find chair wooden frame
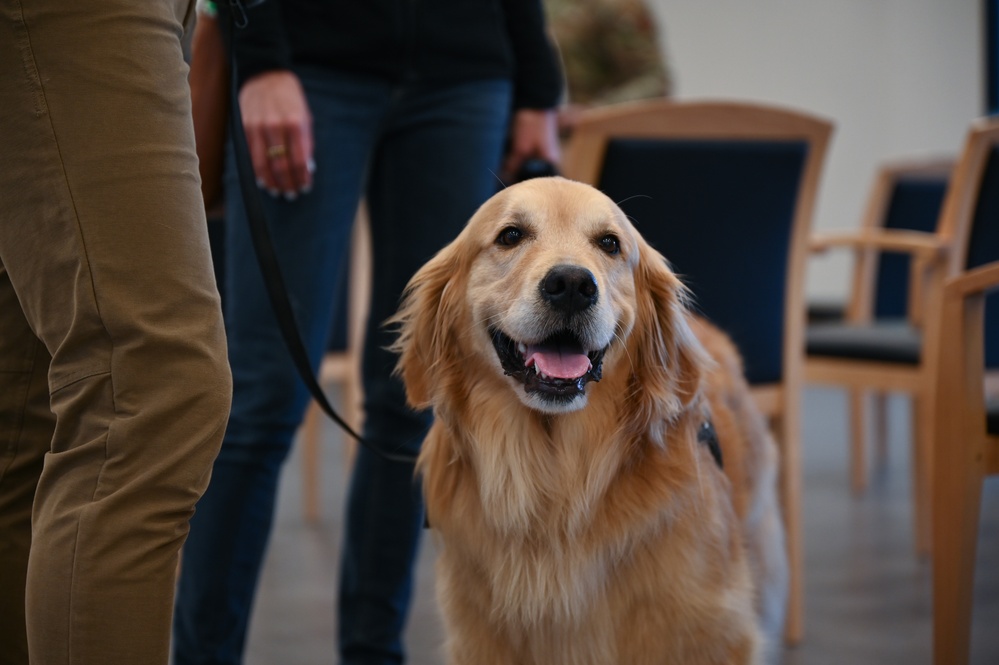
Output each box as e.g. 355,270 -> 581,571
842,159 -> 954,327
810,158 -> 953,494
299,209 -> 370,522
806,119 -> 999,555
563,98 -> 834,644
930,260 -> 999,665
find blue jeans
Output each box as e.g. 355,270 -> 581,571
172,69 -> 512,665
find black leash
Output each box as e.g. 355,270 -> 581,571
225,1 -> 416,464
698,420 -> 723,469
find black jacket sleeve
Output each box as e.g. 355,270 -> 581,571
218,0 -> 293,89
501,0 -> 564,109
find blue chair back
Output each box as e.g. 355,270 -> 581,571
964,146 -> 999,368
874,177 -> 949,318
597,139 -> 808,385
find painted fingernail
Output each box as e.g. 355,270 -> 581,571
307,158 -> 316,174
268,189 -> 280,198
301,184 -> 313,195
256,178 -> 266,189
284,191 -> 298,201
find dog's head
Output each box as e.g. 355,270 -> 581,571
391,177 -> 706,431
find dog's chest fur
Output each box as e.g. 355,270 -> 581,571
425,391 -> 717,639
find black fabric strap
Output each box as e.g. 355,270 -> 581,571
226,8 -> 416,464
698,421 -> 723,469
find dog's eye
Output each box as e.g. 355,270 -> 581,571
496,226 -> 525,247
597,234 -> 620,255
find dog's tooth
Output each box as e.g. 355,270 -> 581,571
517,343 -> 527,356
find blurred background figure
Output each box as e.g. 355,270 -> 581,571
173,2 -> 563,665
544,0 -> 672,133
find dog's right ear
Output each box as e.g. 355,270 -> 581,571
388,238 -> 470,410
624,239 -> 710,444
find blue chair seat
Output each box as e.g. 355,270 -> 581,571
805,319 -> 921,364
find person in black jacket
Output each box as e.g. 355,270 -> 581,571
173,2 -> 563,664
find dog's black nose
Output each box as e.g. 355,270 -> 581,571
540,265 -> 598,314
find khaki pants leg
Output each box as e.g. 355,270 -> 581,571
0,1 -> 232,663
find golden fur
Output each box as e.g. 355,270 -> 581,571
391,177 -> 787,664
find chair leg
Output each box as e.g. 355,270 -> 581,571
912,392 -> 934,556
873,391 -> 889,470
849,389 -> 868,494
932,441 -> 984,665
300,379 -> 361,523
772,414 -> 805,645
301,400 -> 322,523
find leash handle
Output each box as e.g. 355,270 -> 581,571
225,6 -> 416,464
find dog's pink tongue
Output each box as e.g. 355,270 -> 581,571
525,346 -> 591,379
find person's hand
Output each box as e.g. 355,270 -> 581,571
503,109 -> 561,182
238,70 -> 314,198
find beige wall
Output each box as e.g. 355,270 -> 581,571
647,0 -> 983,302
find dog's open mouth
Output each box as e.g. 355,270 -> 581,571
491,328 -> 606,401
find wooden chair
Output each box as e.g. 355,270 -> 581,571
299,210 -> 370,522
807,159 -> 953,494
805,118 -> 999,555
930,260 -> 999,665
563,98 -> 834,644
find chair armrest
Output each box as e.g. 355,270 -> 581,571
809,229 -> 947,259
943,261 -> 999,300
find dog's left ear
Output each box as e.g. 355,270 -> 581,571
626,239 -> 709,440
388,238 -> 469,410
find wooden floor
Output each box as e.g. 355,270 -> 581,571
238,387 -> 999,664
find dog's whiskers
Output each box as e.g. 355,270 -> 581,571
488,168 -> 507,190
614,193 -> 653,209
461,313 -> 503,338
612,330 -> 634,370
613,193 -> 653,206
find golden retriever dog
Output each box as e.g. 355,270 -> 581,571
390,177 -> 787,664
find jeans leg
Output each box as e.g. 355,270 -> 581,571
338,448 -> 426,665
173,70 -> 391,665
338,78 -> 512,665
172,441 -> 286,660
